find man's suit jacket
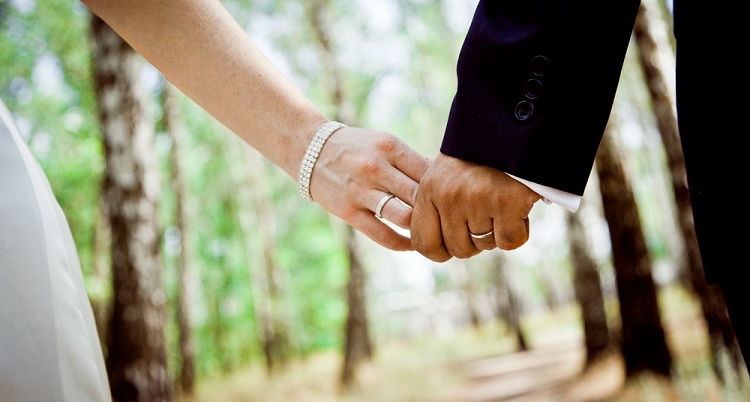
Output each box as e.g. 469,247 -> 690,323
441,0 -> 736,285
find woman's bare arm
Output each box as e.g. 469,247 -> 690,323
80,0 -> 431,251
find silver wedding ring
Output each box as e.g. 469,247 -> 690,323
375,193 -> 396,220
469,229 -> 494,240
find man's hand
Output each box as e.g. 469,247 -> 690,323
410,153 -> 541,262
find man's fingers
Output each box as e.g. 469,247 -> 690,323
441,214 -> 481,259
493,217 -> 530,250
410,192 -> 451,262
469,219 -> 497,251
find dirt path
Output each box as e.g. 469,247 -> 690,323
423,342 -> 600,402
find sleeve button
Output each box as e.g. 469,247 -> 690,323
529,55 -> 549,77
523,78 -> 543,99
514,101 -> 534,121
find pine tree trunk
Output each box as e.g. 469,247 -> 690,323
341,225 -> 373,388
465,265 -> 482,329
567,206 -> 611,365
162,83 -> 196,395
209,293 -> 229,372
537,258 -> 568,310
305,0 -> 372,389
453,260 -> 482,329
91,15 -> 171,402
595,117 -> 672,377
236,146 -> 290,374
633,0 -> 741,376
490,251 -> 528,351
230,142 -> 276,373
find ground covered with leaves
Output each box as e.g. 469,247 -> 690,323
177,287 -> 750,402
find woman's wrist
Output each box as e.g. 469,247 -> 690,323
297,120 -> 348,202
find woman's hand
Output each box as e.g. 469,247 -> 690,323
308,127 -> 431,251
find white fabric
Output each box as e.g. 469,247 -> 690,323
508,173 -> 582,213
0,100 -> 111,402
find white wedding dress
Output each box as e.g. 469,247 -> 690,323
0,99 -> 111,402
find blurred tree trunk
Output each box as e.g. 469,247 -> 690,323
567,206 -> 612,366
306,0 -> 372,390
537,258 -> 568,311
595,115 -> 672,378
162,83 -> 196,395
91,15 -> 171,402
633,0 -> 741,376
341,225 -> 373,387
455,260 -> 482,329
230,146 -> 267,371
235,145 -> 290,374
632,0 -> 692,291
489,251 -> 528,351
209,291 -> 229,372
91,196 -> 111,346
464,262 -> 482,329
307,0 -> 356,122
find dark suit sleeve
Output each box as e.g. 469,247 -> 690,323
441,0 -> 641,196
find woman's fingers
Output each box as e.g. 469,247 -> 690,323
351,210 -> 413,251
371,192 -> 412,229
386,138 -> 431,196
361,134 -> 427,229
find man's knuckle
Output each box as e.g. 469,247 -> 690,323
445,242 -> 469,259
497,231 -> 525,250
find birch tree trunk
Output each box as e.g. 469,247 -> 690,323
162,83 -> 196,395
595,115 -> 672,378
633,0 -> 741,376
91,196 -> 111,346
91,15 -> 171,402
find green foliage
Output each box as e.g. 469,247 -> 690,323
278,209 -> 349,352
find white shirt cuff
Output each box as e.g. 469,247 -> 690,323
508,174 -> 581,213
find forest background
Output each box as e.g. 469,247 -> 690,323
2,0 -> 749,401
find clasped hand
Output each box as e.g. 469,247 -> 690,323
311,129 -> 541,262
410,153 -> 541,262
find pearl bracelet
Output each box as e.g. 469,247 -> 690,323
297,121 -> 348,202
